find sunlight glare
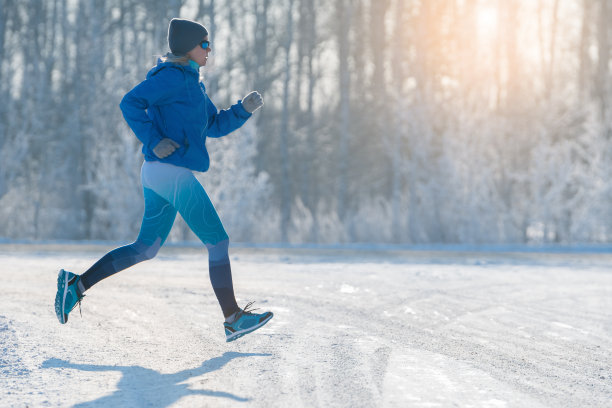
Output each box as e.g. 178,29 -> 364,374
477,6 -> 499,37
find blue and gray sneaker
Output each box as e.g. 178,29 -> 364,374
54,269 -> 84,324
224,302 -> 273,342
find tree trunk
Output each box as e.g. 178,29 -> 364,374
390,0 -> 407,243
596,0 -> 609,119
544,0 -> 560,98
279,0 -> 295,242
305,0 -> 318,242
336,0 -> 353,228
578,0 -> 592,101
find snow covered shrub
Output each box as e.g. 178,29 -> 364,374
288,197 -> 314,244
348,196 -> 394,243
195,121 -> 275,243
87,130 -> 144,242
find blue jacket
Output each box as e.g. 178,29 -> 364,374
119,60 -> 251,172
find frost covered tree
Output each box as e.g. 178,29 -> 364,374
0,0 -> 611,245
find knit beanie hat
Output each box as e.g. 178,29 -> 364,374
168,18 -> 208,55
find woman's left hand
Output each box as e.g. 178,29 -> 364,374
242,91 -> 264,113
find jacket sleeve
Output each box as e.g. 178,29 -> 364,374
204,96 -> 252,139
119,68 -> 182,150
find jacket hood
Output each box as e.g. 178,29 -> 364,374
146,59 -> 199,79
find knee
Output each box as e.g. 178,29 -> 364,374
132,238 -> 162,261
207,239 -> 230,262
141,245 -> 160,261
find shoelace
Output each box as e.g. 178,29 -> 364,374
239,301 -> 260,317
77,298 -> 83,318
226,301 -> 261,324
70,295 -> 85,318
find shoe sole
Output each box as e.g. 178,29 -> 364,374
225,312 -> 273,342
54,269 -> 69,324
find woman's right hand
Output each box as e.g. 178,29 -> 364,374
153,138 -> 180,159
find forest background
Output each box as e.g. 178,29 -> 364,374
1,0 -> 611,245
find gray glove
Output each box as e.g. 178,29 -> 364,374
153,138 -> 180,159
242,91 -> 264,113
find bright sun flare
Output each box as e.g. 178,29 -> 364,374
477,7 -> 499,36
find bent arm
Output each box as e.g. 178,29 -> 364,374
119,68 -> 181,149
205,97 -> 252,138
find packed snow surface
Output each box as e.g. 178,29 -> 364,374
1,243 -> 611,407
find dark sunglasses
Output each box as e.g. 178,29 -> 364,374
200,40 -> 210,50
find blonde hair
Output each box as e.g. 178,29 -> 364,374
159,52 -> 190,64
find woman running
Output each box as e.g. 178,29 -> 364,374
54,18 -> 273,342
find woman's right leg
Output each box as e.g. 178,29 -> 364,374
139,161 -> 240,319
79,186 -> 177,291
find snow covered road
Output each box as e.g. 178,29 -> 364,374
1,244 -> 611,407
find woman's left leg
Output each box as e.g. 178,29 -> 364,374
205,239 -> 240,318
172,177 -> 240,319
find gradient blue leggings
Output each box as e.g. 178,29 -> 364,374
79,161 -> 239,318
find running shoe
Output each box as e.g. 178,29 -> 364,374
224,302 -> 273,342
54,269 -> 84,324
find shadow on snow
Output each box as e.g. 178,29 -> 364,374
42,351 -> 271,407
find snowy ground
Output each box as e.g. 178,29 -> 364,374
1,243 -> 611,408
